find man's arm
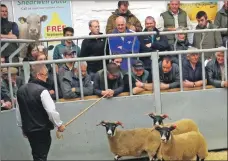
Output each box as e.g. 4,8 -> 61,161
1,22 -> 19,39
40,90 -> 63,127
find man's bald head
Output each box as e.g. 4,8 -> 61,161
115,16 -> 127,33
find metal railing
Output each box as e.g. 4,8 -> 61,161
1,28 -> 228,113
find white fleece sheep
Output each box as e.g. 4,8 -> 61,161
155,125 -> 208,161
97,121 -> 161,161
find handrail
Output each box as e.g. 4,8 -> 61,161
1,48 -> 227,68
1,28 -> 227,43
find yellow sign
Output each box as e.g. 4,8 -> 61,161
168,2 -> 218,22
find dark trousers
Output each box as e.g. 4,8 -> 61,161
26,130 -> 52,161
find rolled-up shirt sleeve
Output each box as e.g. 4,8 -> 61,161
40,90 -> 63,127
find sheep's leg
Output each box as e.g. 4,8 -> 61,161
114,155 -> 121,160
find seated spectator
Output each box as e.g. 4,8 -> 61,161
29,51 -> 63,100
1,85 -> 12,111
106,1 -> 142,33
111,57 -> 124,77
1,56 -> 6,63
182,47 -> 206,88
23,43 -> 39,62
193,11 -> 223,61
53,27 -> 80,60
60,61 -> 93,99
1,4 -> 19,63
1,67 -> 19,103
206,47 -> 228,88
170,26 -> 191,64
108,16 -> 140,73
214,0 -> 228,46
159,56 -> 180,89
123,60 -> 152,94
58,48 -> 76,76
79,20 -> 109,81
138,16 -> 169,73
94,62 -> 124,97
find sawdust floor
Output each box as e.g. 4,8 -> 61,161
205,150 -> 227,160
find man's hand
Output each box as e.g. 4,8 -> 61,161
168,28 -> 176,31
135,79 -> 144,88
129,25 -> 136,31
107,89 -> 114,98
49,90 -> 55,95
58,125 -> 65,132
101,90 -> 109,97
146,43 -> 152,48
71,88 -> 76,93
224,81 -> 228,88
183,80 -> 194,88
160,83 -> 169,90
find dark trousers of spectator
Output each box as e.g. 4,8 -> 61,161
26,130 -> 52,161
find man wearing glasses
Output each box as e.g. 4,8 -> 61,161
94,62 -> 124,97
16,63 -> 65,161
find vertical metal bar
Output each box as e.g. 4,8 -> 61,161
104,38 -> 108,56
178,54 -> 183,91
127,58 -> 133,95
201,52 -> 206,90
174,38 -> 178,51
9,43 -> 26,63
225,42 -> 228,81
78,61 -> 84,100
52,63 -> 59,101
103,59 -> 108,90
22,62 -> 30,83
8,68 -> 15,108
152,51 -> 162,114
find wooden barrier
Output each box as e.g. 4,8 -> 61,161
58,85 -> 215,102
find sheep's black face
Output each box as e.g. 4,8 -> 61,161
147,113 -> 169,126
97,121 -> 124,137
155,125 -> 176,143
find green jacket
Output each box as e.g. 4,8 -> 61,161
106,9 -> 142,34
193,21 -> 223,59
214,6 -> 228,36
160,8 -> 187,44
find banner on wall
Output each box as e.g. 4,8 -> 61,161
167,2 -> 218,23
12,0 -> 72,59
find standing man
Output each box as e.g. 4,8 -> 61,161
16,63 -> 65,161
1,4 -> 19,62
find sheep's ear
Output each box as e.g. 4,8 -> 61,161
169,125 -> 176,131
155,125 -> 161,131
96,120 -> 106,126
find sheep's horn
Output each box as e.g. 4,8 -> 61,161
115,121 -> 124,128
96,120 -> 107,126
161,114 -> 171,120
145,112 -> 156,116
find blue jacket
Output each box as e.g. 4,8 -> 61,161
109,29 -> 140,72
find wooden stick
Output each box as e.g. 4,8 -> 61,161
56,94 -> 107,139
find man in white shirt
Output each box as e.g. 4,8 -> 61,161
16,63 -> 65,161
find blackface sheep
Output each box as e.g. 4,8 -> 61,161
146,112 -> 199,134
97,120 -> 161,161
154,125 -> 208,161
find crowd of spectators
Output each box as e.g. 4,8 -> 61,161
1,0 -> 228,111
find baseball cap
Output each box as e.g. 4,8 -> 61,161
132,60 -> 144,70
63,47 -> 77,56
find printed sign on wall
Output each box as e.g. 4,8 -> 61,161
12,0 -> 73,59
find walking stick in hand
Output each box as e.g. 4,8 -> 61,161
56,94 -> 107,139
